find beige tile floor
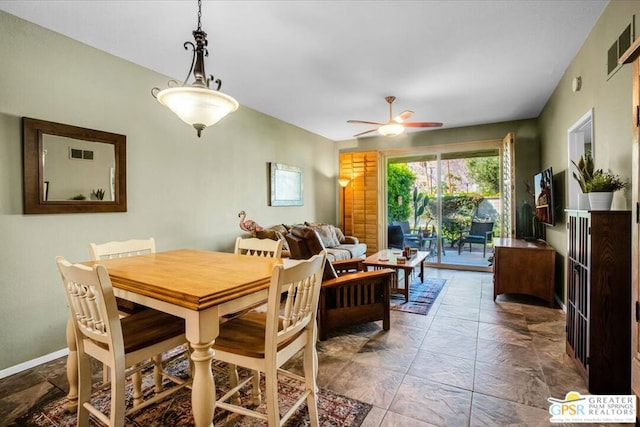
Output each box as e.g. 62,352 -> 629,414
310,268 -> 617,426
0,268 -> 622,426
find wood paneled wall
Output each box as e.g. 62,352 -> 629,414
339,151 -> 379,256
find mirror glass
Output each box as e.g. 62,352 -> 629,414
23,117 -> 127,213
43,135 -> 116,201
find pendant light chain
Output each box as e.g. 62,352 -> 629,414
197,0 -> 202,31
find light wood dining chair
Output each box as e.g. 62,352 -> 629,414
213,251 -> 326,426
56,257 -> 190,427
89,238 -> 158,383
234,236 -> 283,258
230,236 -> 283,403
89,237 -> 156,314
90,237 -> 159,315
89,237 -> 156,260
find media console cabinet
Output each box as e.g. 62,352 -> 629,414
492,238 -> 556,306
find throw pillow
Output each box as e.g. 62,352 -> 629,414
332,225 -> 346,243
274,230 -> 290,251
312,224 -> 341,248
256,228 -> 290,252
291,226 -> 327,254
271,224 -> 289,234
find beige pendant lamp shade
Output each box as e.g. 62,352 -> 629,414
155,87 -> 238,135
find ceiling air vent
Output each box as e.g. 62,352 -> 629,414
607,15 -> 635,80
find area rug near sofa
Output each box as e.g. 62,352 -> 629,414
18,356 -> 371,427
390,277 -> 446,315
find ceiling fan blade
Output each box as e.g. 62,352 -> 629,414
347,120 -> 385,125
354,128 -> 378,137
404,122 -> 444,128
393,110 -> 414,123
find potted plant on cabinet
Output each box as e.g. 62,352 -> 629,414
584,169 -> 627,210
571,152 -> 594,209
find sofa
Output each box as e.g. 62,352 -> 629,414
255,222 -> 367,262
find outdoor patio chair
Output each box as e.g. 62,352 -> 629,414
392,221 -> 423,248
458,220 -> 494,257
388,225 -> 405,250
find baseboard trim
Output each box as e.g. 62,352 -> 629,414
0,348 -> 68,379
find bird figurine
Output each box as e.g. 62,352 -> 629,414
238,210 -> 264,236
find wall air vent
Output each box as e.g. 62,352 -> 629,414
69,147 -> 94,160
70,148 -> 82,159
607,15 -> 635,80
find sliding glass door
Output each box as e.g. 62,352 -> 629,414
386,137 -> 511,271
437,150 -> 500,269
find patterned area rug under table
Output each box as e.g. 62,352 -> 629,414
18,354 -> 372,426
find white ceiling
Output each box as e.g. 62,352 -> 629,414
0,1 -> 607,141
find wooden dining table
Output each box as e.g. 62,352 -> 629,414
65,249 -> 282,427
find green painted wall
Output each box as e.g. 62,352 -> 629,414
538,0 -> 640,304
0,11 -> 337,371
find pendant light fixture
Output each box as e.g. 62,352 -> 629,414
152,0 -> 238,137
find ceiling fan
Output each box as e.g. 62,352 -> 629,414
347,96 -> 443,137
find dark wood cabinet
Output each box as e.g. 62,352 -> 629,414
493,238 -> 556,306
566,210 -> 631,394
620,36 -> 640,404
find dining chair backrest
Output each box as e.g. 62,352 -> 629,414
267,251 -> 326,350
89,237 -> 156,260
234,236 -> 283,258
89,238 -> 156,316
56,257 -> 122,353
211,251 -> 327,425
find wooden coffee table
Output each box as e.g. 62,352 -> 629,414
362,250 -> 429,302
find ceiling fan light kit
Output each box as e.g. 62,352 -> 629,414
378,123 -> 405,137
152,0 -> 238,137
347,95 -> 443,138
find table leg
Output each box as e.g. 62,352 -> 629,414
65,316 -> 78,413
190,341 -> 216,427
403,268 -> 410,303
420,259 -> 425,283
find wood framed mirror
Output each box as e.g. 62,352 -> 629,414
23,117 -> 127,214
